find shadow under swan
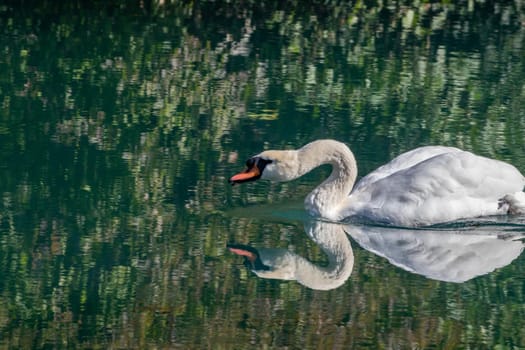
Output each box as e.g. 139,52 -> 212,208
228,220 -> 525,289
228,220 -> 354,291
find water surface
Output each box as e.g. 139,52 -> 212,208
0,2 -> 524,349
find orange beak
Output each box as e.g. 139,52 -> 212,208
229,157 -> 265,185
229,165 -> 261,184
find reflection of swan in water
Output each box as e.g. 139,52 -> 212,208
228,221 -> 354,290
230,139 -> 525,226
347,224 -> 524,283
229,220 -> 524,288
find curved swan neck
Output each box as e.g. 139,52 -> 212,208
298,140 -> 358,220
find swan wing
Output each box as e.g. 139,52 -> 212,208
347,150 -> 525,226
353,146 -> 462,192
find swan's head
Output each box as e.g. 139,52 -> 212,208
229,150 -> 299,184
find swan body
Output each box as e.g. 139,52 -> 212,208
230,139 -> 525,227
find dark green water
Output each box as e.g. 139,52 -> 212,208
1,1 -> 524,348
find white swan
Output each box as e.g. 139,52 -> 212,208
230,139 -> 525,227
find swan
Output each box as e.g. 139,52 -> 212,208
230,139 -> 525,227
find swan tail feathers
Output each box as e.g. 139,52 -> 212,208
498,191 -> 525,215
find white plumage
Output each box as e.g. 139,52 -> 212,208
230,139 -> 525,227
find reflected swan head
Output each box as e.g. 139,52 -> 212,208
227,244 -> 270,271
227,221 -> 354,290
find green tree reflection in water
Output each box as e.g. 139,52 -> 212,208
0,1 -> 524,348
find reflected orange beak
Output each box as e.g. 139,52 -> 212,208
228,246 -> 257,262
227,243 -> 270,271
